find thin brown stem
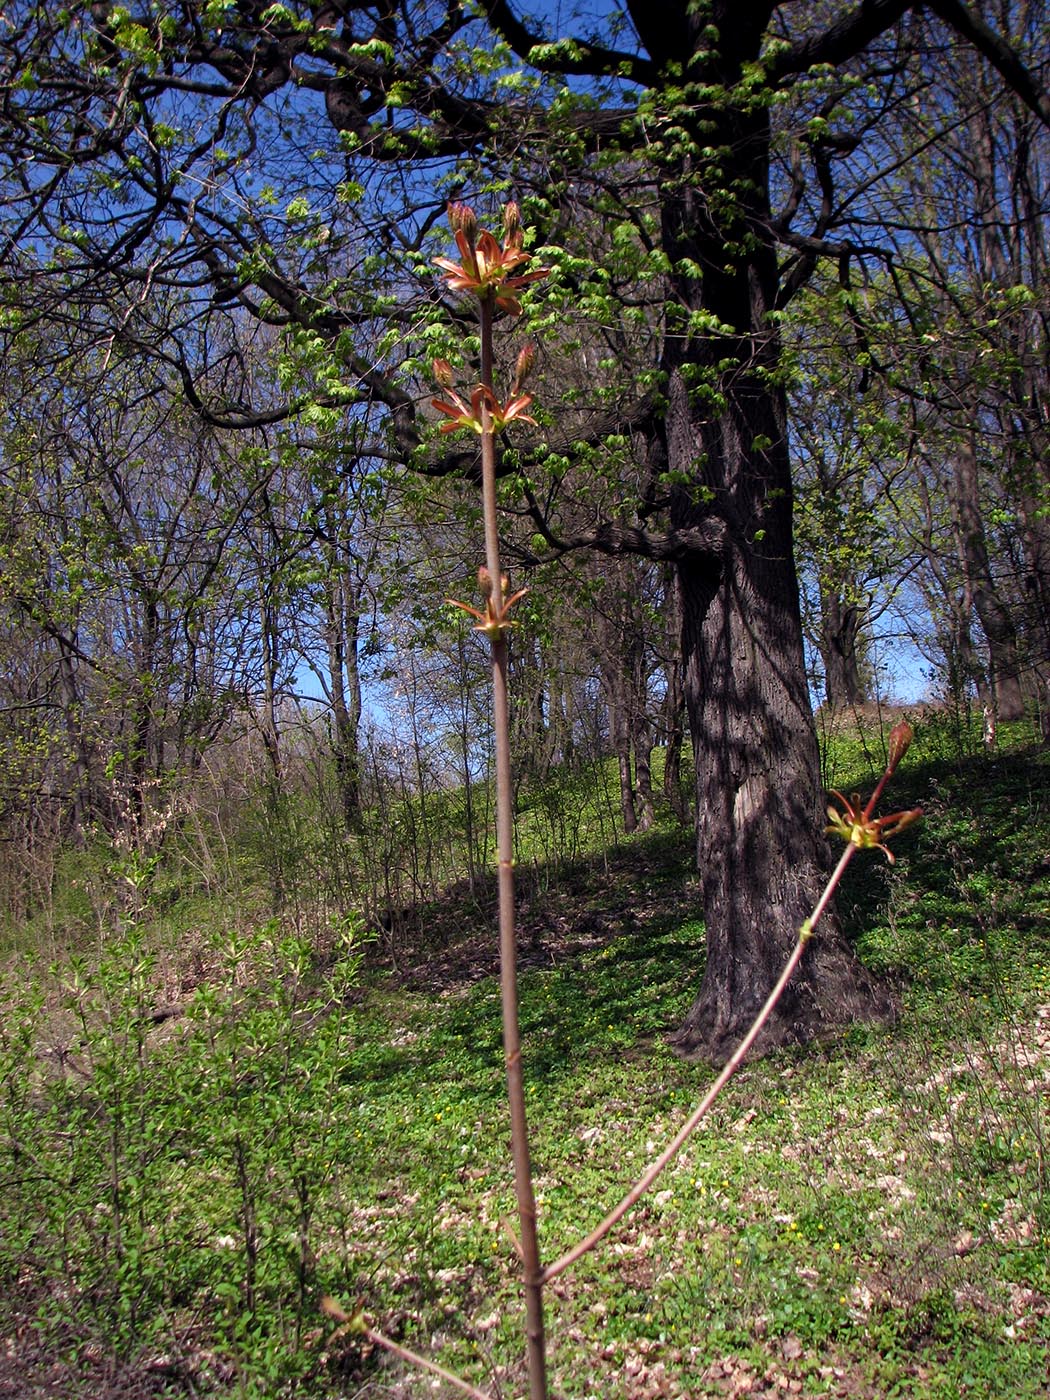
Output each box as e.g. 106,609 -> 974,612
808,842 -> 856,933
478,293 -> 548,1400
478,297 -> 502,593
365,1328 -> 495,1400
862,766 -> 893,821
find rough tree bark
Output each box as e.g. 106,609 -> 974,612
818,591 -> 869,709
952,436 -> 1025,721
660,577 -> 689,824
635,1 -> 891,1059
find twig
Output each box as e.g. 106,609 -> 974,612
539,846 -> 851,1284
366,1326 -> 495,1400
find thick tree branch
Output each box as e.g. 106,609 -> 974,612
770,0 -> 911,81
478,0 -> 657,84
521,511 -> 726,564
925,0 -> 1050,129
513,465 -> 725,566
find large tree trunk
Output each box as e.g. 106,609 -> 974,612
647,18 -> 891,1060
818,589 -> 869,709
660,579 -> 688,824
667,371 -> 889,1062
952,436 -> 1025,720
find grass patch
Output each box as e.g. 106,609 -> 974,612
0,736 -> 1048,1396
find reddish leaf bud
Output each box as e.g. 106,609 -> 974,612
512,342 -> 535,394
886,721 -> 914,774
432,358 -> 455,389
503,200 -> 522,248
447,201 -> 477,242
477,565 -> 494,598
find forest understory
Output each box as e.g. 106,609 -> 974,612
1,718 -> 1048,1400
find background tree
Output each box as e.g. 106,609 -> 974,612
787,276 -> 923,710
0,332 -> 267,841
843,7 -> 1050,723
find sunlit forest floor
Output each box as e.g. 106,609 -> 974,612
1,717 -> 1048,1398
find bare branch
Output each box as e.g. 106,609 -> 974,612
478,0 -> 657,84
925,0 -> 1050,129
770,0 -> 912,81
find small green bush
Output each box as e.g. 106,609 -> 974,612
0,911 -> 369,1391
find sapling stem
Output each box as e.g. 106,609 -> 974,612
430,198 -> 549,1400
477,295 -> 548,1400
